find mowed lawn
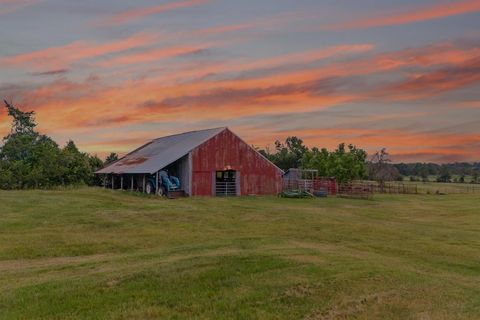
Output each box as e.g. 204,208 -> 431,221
0,189 -> 479,319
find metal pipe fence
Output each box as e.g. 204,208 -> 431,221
215,181 -> 237,196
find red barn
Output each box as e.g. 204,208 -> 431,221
96,127 -> 283,197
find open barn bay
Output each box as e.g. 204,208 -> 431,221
0,188 -> 479,319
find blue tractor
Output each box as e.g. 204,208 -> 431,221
145,170 -> 181,196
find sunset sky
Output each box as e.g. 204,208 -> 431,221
1,0 -> 479,163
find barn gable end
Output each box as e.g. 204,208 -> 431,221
191,128 -> 283,196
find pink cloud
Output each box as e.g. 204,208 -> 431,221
0,33 -> 156,70
100,0 -> 209,26
326,0 -> 480,30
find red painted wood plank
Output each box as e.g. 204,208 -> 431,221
191,129 -> 282,196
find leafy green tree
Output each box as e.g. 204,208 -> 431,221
0,100 -> 99,189
105,152 -> 119,165
3,99 -> 36,135
300,147 -> 330,176
301,143 -> 367,183
284,136 -> 308,166
60,140 -> 92,185
88,155 -> 104,185
0,101 -> 62,188
261,136 -> 308,170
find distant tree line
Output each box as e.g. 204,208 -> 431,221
393,162 -> 480,183
0,101 -> 118,189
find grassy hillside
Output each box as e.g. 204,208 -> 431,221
0,188 -> 479,319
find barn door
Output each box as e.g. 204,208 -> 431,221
215,170 -> 237,196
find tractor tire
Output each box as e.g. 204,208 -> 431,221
157,185 -> 166,196
145,181 -> 154,194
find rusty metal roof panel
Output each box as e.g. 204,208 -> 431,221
96,127 -> 226,174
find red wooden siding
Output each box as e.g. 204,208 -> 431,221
191,129 -> 283,196
313,178 -> 337,195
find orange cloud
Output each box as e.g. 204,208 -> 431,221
327,0 -> 480,30
230,44 -> 374,73
7,40 -> 477,133
380,56 -> 480,100
168,42 -> 478,97
374,43 -> 480,70
458,100 -> 480,109
1,33 -> 155,70
189,10 -> 309,37
99,43 -> 373,81
100,0 -> 209,26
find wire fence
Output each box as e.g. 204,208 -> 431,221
337,181 -> 374,200
338,180 -> 480,198
398,181 -> 479,195
283,178 -> 337,195
283,177 -> 479,199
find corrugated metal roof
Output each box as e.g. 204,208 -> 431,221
96,127 -> 226,174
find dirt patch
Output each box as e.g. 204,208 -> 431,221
304,291 -> 398,320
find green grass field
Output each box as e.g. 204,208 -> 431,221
1,188 -> 479,319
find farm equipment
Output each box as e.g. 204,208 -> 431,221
145,170 -> 182,197
278,190 -> 314,198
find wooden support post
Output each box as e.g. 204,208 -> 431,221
156,171 -> 159,195
111,175 -> 114,190
104,175 -> 106,189
131,175 -> 134,192
120,176 -> 123,190
143,175 -> 146,193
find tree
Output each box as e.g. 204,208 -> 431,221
0,100 -> 99,189
436,166 -> 451,183
419,167 -> 429,182
301,147 -> 331,177
285,136 -> 308,166
60,140 -> 92,185
263,136 -> 308,171
301,143 -> 367,183
3,99 -> 36,136
471,169 -> 478,184
88,155 -> 104,185
368,148 -> 400,189
105,152 -> 119,165
0,101 -> 62,188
